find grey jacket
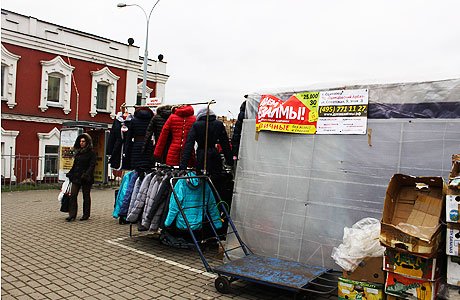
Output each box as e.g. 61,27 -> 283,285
141,175 -> 163,229
126,173 -> 154,223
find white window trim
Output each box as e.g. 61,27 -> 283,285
90,67 -> 119,119
37,127 -> 60,180
1,127 -> 19,181
39,56 -> 74,114
137,82 -> 153,98
1,45 -> 21,109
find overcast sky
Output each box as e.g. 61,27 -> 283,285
2,0 -> 460,116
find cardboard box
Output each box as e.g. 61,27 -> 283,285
446,193 -> 460,223
385,272 -> 440,300
447,223 -> 460,256
450,154 -> 460,179
338,277 -> 384,300
450,154 -> 460,190
380,174 -> 446,257
448,255 -> 460,286
383,248 -> 441,281
342,256 -> 385,284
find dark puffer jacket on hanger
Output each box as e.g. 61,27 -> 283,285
231,100 -> 246,158
127,107 -> 155,170
142,104 -> 172,163
180,108 -> 233,175
154,105 -> 196,167
107,112 -> 132,170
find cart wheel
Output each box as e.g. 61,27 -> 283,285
215,276 -> 231,294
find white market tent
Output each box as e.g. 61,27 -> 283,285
227,78 -> 460,268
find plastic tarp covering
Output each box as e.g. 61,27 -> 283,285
227,79 -> 460,269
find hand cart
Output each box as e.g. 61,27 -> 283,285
169,175 -> 340,299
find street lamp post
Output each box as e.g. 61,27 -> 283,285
117,0 -> 161,105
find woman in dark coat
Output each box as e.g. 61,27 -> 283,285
127,107 -> 155,170
66,133 -> 97,222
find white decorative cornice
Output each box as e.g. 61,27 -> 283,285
1,113 -> 65,124
137,82 -> 153,95
1,44 -> 21,61
91,66 -> 120,81
37,127 -> 60,140
150,73 -> 169,84
40,56 -> 75,72
2,30 -> 141,72
1,127 -> 19,138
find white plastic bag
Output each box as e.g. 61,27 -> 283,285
331,217 -> 385,271
58,178 -> 72,203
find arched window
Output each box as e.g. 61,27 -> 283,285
39,56 -> 74,114
90,67 -> 119,118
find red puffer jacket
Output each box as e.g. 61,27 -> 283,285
154,105 -> 196,167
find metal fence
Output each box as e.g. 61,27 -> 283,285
1,153 -> 121,192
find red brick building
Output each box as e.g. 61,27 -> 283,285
1,9 -> 168,182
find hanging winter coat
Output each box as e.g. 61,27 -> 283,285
231,100 -> 246,158
126,176 -> 143,220
118,171 -> 140,217
142,105 -> 172,163
127,107 -> 155,170
141,174 -> 163,228
154,105 -> 196,167
145,173 -> 173,231
107,112 -> 132,170
112,170 -> 136,218
126,173 -> 154,223
180,108 -> 233,175
165,171 -> 222,230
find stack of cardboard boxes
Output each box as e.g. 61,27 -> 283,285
379,174 -> 446,300
337,157 -> 460,299
445,154 -> 460,297
338,256 -> 386,300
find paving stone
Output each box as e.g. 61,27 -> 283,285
1,189 -> 337,300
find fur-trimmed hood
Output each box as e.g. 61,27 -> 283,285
73,133 -> 93,154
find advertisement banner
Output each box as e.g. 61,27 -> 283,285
256,92 -> 319,134
58,128 -> 81,181
316,89 -> 369,135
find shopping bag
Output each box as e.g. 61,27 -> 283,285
60,181 -> 72,213
58,178 -> 71,203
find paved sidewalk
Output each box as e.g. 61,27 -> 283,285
1,188 -> 337,299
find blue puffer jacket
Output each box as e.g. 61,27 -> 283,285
165,172 -> 222,230
119,171 -> 140,217
113,171 -> 136,218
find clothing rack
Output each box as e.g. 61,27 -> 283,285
127,165 -> 190,237
119,100 -> 216,110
